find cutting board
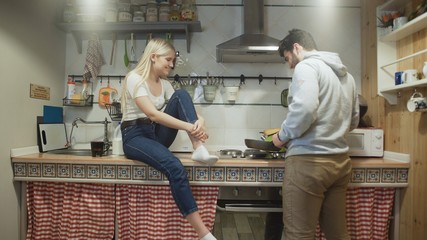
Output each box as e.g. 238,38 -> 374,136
43,105 -> 63,123
38,123 -> 68,152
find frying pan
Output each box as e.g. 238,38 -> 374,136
244,139 -> 281,151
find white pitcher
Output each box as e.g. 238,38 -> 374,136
423,62 -> 427,80
112,124 -> 124,155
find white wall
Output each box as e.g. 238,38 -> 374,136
0,0 -> 65,238
64,0 -> 361,151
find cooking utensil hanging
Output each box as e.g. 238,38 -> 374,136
129,33 -> 138,68
110,33 -> 117,65
124,38 -> 129,67
98,78 -> 118,107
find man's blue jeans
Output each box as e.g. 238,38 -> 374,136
122,89 -> 198,217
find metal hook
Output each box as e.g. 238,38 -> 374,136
274,76 -> 277,85
119,76 -> 122,84
240,74 -> 245,85
258,74 -> 263,84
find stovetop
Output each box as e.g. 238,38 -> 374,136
218,149 -> 286,160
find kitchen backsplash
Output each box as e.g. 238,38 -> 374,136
64,1 -> 361,150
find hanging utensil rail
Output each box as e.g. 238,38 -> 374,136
68,74 -> 291,82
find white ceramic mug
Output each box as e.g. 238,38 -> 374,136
407,92 -> 427,112
402,69 -> 417,83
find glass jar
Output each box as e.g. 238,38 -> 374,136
146,1 -> 158,22
63,0 -> 76,23
118,11 -> 132,22
158,2 -> 170,21
180,0 -> 193,21
169,4 -> 180,21
105,3 -> 118,22
133,11 -> 144,22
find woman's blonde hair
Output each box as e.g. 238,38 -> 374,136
121,38 -> 175,116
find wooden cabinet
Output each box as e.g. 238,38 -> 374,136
56,21 -> 202,54
377,0 -> 427,105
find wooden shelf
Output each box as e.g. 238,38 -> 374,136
377,0 -> 427,105
380,79 -> 427,105
56,21 -> 202,53
380,12 -> 427,42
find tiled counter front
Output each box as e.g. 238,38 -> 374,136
12,153 -> 410,187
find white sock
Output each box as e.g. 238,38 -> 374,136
191,145 -> 218,165
200,232 -> 216,240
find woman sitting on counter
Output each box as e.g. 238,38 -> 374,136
120,38 -> 218,240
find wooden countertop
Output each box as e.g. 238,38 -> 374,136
11,152 -> 409,168
11,150 -> 410,187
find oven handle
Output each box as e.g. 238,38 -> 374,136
216,204 -> 282,213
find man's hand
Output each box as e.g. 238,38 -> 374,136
272,133 -> 285,148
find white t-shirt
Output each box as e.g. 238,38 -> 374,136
122,71 -> 175,121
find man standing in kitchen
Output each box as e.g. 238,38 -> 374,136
270,29 -> 359,240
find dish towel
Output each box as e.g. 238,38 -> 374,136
83,34 -> 105,80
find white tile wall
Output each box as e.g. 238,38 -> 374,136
64,1 -> 361,151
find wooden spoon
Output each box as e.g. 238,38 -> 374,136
110,33 -> 116,65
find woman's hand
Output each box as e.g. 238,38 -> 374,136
190,119 -> 209,142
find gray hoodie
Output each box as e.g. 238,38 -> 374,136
278,51 -> 359,156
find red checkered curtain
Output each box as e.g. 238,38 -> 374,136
316,187 -> 396,240
26,182 -> 115,240
116,184 -> 219,240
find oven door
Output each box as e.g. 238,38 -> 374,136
216,186 -> 283,213
217,199 -> 282,212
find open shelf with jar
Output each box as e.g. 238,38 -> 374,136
377,0 -> 427,105
63,78 -> 94,107
56,21 -> 202,54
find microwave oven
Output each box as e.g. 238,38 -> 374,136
346,128 -> 384,157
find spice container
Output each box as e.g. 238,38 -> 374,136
63,0 -> 76,23
105,4 -> 118,22
146,1 -> 158,22
159,2 -> 170,22
133,11 -> 144,22
118,11 -> 132,22
169,4 -> 180,21
180,0 -> 193,21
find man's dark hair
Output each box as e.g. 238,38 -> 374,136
278,29 -> 318,57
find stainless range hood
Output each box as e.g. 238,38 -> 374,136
216,0 -> 282,63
